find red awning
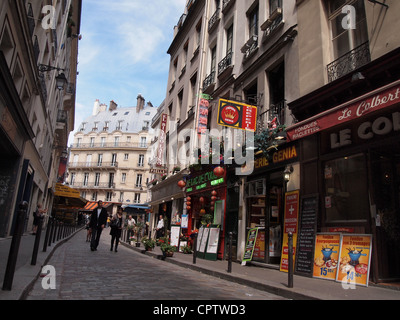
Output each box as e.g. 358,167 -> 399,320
286,80 -> 400,141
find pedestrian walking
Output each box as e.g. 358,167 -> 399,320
85,213 -> 92,242
126,215 -> 136,241
110,207 -> 124,252
89,200 -> 108,251
32,203 -> 47,235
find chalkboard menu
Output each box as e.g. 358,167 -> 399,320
295,194 -> 319,276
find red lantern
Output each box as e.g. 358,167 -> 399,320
211,196 -> 217,201
186,201 -> 191,206
200,208 -> 206,215
211,190 -> 217,196
186,206 -> 191,210
213,166 -> 224,177
186,196 -> 191,201
199,197 -> 205,203
178,180 -> 186,188
210,201 -> 215,207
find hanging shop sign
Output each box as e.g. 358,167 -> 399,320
336,234 -> 373,287
156,113 -> 168,166
197,98 -> 210,135
312,233 -> 341,281
186,170 -> 225,193
286,82 -> 400,141
217,99 -> 257,132
280,190 -> 300,272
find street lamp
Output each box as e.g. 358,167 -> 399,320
284,165 -> 293,183
38,64 -> 68,90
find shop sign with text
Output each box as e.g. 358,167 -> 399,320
217,99 -> 257,132
287,82 -> 400,141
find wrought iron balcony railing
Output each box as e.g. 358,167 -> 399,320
218,51 -> 233,76
327,42 -> 371,83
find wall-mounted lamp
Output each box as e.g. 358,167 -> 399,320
234,180 -> 242,193
38,64 -> 68,90
284,165 -> 294,182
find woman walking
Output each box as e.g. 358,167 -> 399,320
110,207 -> 124,252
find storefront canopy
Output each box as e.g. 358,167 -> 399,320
54,183 -> 87,208
83,201 -> 113,211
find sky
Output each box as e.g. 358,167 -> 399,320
70,0 -> 187,142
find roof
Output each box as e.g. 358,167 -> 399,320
78,104 -> 159,135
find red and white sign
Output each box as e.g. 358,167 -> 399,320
287,82 -> 400,141
217,99 -> 257,132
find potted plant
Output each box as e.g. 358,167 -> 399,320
182,245 -> 192,254
150,178 -> 158,185
142,237 -> 156,251
129,236 -> 136,246
160,239 -> 177,258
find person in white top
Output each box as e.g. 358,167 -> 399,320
156,214 -> 164,239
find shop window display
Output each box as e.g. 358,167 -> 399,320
324,154 -> 369,222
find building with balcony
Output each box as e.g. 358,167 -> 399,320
0,0 -> 81,237
68,95 -> 158,216
287,0 -> 400,283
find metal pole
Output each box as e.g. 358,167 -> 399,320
2,201 -> 28,291
227,232 -> 233,273
43,217 -> 51,252
31,216 -> 44,265
192,233 -> 197,265
48,217 -> 55,246
288,232 -> 294,288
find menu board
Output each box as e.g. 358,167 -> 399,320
170,225 -> 181,247
295,194 -> 319,276
336,234 -> 373,287
242,228 -> 259,264
205,227 -> 220,261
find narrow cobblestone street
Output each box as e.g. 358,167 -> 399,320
25,230 -> 286,300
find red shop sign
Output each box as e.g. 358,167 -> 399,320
217,99 -> 257,132
287,81 -> 400,141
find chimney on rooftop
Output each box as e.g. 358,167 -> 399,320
136,94 -> 145,113
109,100 -> 118,112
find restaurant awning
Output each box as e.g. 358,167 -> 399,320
54,183 -> 87,208
83,201 -> 114,211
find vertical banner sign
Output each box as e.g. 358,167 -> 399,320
217,99 -> 257,132
336,234 -> 373,287
197,98 -> 210,135
280,190 -> 300,272
156,113 -> 168,166
313,233 -> 341,281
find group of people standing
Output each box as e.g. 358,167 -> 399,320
85,200 -> 137,253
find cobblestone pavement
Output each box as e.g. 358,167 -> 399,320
25,230 -> 287,300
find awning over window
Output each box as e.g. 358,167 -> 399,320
83,201 -> 113,211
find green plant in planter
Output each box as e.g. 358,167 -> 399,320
201,213 -> 213,225
142,237 -> 156,250
255,125 -> 287,159
182,245 -> 192,254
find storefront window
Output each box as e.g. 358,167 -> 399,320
324,154 -> 369,222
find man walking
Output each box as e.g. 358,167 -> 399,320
89,200 -> 108,251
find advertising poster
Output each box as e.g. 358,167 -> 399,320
280,190 -> 299,272
336,234 -> 373,287
242,228 -> 259,264
313,233 -> 341,281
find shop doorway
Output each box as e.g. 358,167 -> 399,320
266,171 -> 284,265
370,143 -> 400,281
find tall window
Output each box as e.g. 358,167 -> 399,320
248,5 -> 259,37
94,173 -> 100,187
111,154 -> 117,166
70,172 -> 76,186
226,25 -> 233,54
138,154 -> 144,167
210,46 -> 217,74
328,0 -> 368,58
134,193 -> 141,204
136,174 -> 143,188
97,154 -> 103,166
140,137 -> 147,148
270,0 -> 282,14
83,173 -> 89,186
121,173 -> 127,184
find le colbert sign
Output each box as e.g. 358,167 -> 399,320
287,81 -> 400,141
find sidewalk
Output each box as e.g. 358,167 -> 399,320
1,229 -> 400,300
120,240 -> 400,301
0,227 -> 82,300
